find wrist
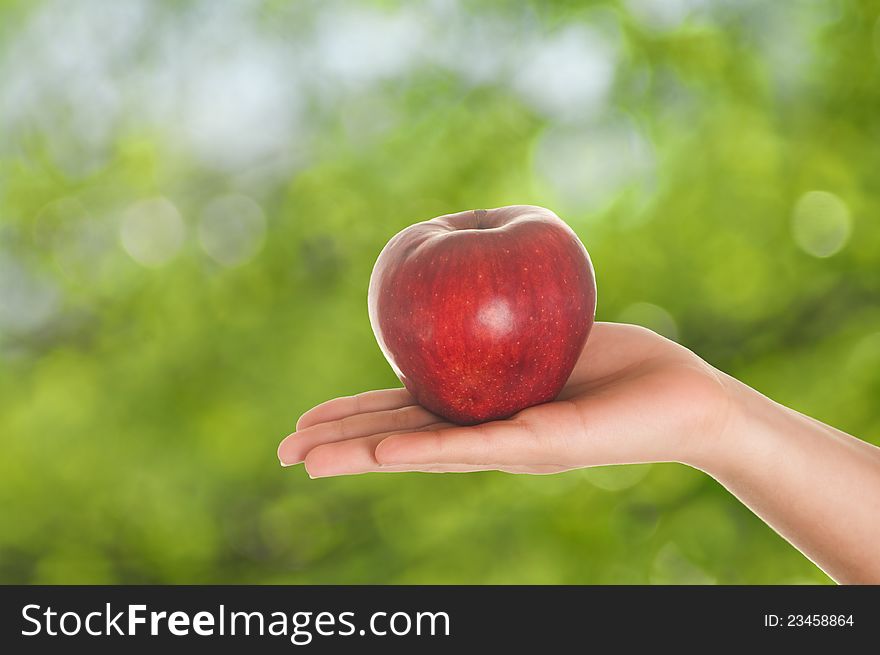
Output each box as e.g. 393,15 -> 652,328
682,370 -> 788,477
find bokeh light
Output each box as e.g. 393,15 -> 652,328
512,23 -> 617,122
533,116 -> 654,213
580,464 -> 653,492
119,198 -> 186,268
198,194 -> 267,268
791,190 -> 852,258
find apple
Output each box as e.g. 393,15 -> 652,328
368,205 -> 597,425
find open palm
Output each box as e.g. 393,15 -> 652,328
278,323 -> 733,477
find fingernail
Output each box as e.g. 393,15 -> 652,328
277,439 -> 296,467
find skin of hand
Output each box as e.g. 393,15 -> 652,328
277,322 -> 880,584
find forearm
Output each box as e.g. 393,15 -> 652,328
689,374 -> 880,584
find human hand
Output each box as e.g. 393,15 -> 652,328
279,321 -> 880,581
277,323 -> 733,477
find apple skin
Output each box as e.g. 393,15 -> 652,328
368,205 -> 597,425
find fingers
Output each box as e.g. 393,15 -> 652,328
373,407 -> 570,468
296,388 -> 416,431
286,390 -> 587,477
303,433 -> 497,478
303,434 -> 386,478
279,404 -> 444,466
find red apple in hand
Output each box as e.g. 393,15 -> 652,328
368,205 -> 597,425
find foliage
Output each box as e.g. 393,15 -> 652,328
1,0 -> 878,584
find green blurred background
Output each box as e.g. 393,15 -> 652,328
1,0 -> 878,585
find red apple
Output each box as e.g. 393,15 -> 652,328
368,205 -> 597,425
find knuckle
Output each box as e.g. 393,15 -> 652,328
335,416 -> 353,439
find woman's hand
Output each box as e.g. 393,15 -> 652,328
278,321 -> 880,582
277,323 -> 733,476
